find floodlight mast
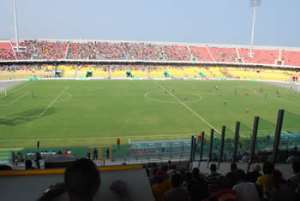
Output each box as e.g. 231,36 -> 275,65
249,0 -> 261,57
13,0 -> 19,51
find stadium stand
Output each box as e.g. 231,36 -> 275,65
190,46 -> 212,62
282,50 -> 300,66
0,163 -> 155,201
2,40 -> 300,201
225,68 -> 294,81
0,64 -> 298,81
0,41 -> 15,60
125,43 -> 161,60
239,48 -> 279,65
1,40 -> 300,68
162,45 -> 191,61
209,47 -> 237,63
2,159 -> 299,201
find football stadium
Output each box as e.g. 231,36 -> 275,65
0,1 -> 300,201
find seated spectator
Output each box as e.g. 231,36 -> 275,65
110,180 -> 132,201
256,161 -> 274,200
164,173 -> 190,201
183,171 -> 193,187
167,164 -> 177,176
38,158 -> 100,201
188,168 -> 209,201
247,164 -> 262,183
207,189 -> 236,201
207,164 -> 223,193
0,164 -> 12,170
64,158 -> 100,201
232,171 -> 260,201
225,163 -> 245,187
152,168 -> 172,201
270,169 -> 297,201
288,157 -> 300,195
152,166 -> 168,185
38,183 -> 66,201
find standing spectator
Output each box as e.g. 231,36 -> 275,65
25,156 -> 33,170
232,171 -> 260,201
207,164 -> 223,193
188,168 -> 208,201
87,151 -> 91,160
168,160 -> 172,169
117,138 -> 121,149
35,152 -> 42,169
93,148 -> 98,160
165,173 -> 190,201
17,152 -> 24,162
12,151 -> 17,166
106,148 -> 110,160
256,161 -> 274,200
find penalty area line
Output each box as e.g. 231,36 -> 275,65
39,86 -> 69,117
0,92 -> 29,107
154,81 -> 221,134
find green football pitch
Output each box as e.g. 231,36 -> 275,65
0,80 -> 300,148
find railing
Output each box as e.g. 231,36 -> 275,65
3,109 -> 300,167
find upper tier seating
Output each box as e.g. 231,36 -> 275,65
0,42 -> 15,60
1,40 -> 300,67
239,48 -> 278,64
162,45 -> 191,61
190,46 -> 212,61
209,47 -> 237,62
282,50 -> 300,66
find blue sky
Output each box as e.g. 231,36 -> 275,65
0,0 -> 299,47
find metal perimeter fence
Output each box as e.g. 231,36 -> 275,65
2,109 -> 300,167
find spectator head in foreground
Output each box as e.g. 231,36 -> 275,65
230,163 -> 237,172
262,161 -> 274,175
192,167 -> 200,177
292,158 -> 300,174
288,157 -> 300,197
253,164 -> 261,172
65,158 -> 100,201
171,173 -> 182,188
210,164 -> 217,173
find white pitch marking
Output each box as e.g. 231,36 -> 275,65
0,92 -> 30,107
154,81 -> 221,134
144,91 -> 203,104
2,81 -> 32,97
38,86 -> 69,117
9,92 -> 29,105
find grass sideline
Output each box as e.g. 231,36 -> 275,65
0,80 -> 300,148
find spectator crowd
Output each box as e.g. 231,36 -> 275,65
146,160 -> 300,201
2,40 -> 300,66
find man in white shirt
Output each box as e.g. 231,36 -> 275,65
232,171 -> 260,201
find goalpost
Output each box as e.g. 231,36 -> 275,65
0,88 -> 7,97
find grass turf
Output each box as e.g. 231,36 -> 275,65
0,80 -> 299,148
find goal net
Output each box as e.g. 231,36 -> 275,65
0,88 -> 7,97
